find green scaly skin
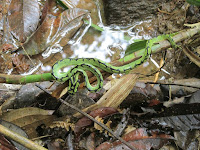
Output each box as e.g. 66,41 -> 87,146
52,34 -> 177,95
186,0 -> 200,6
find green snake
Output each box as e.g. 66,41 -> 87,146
52,34 -> 176,95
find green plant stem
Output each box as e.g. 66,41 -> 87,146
0,25 -> 199,85
0,73 -> 53,84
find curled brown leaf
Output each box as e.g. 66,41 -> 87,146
12,54 -> 29,73
74,107 -> 118,134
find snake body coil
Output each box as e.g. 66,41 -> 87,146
52,50 -> 149,94
52,34 -> 176,94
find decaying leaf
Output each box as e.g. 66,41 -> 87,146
96,128 -> 173,150
150,103 -> 200,131
12,54 -> 29,73
0,133 -> 17,150
155,113 -> 200,131
0,120 -> 29,150
94,116 -> 112,134
74,74 -> 138,118
174,130 -> 200,150
16,0 -> 89,56
74,107 -> 118,134
110,138 -> 170,150
47,140 -> 63,150
49,120 -> 74,131
0,43 -> 14,52
97,74 -> 138,108
1,107 -> 56,138
8,0 -> 40,42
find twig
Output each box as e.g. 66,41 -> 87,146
0,124 -> 47,150
35,84 -> 137,150
21,45 -> 42,74
151,23 -> 200,54
157,8 -> 174,15
153,58 -> 165,83
146,82 -> 200,89
182,46 -> 200,67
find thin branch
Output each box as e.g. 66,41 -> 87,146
0,124 -> 47,150
35,84 -> 137,150
146,81 -> 200,89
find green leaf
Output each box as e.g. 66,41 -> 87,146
84,19 -> 104,32
125,40 -> 147,56
186,0 -> 200,6
56,0 -> 68,9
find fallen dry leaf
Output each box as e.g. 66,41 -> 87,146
74,107 -> 118,134
8,0 -> 40,42
1,107 -> 56,138
96,128 -> 173,150
12,54 -> 29,73
0,134 -> 17,150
